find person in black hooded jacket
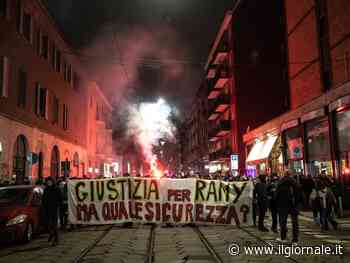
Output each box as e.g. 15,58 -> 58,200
275,171 -> 304,244
253,174 -> 269,232
42,177 -> 62,246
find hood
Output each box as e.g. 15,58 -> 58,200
0,204 -> 26,222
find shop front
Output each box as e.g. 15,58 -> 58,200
282,120 -> 305,176
336,110 -> 350,185
246,134 -> 283,176
305,117 -> 333,177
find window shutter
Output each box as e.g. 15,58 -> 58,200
0,56 -> 3,97
45,88 -> 49,120
36,28 -> 41,55
34,82 -> 40,115
17,0 -> 23,34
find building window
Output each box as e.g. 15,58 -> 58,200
63,62 -> 67,81
0,0 -> 7,17
96,104 -> 100,120
51,42 -> 56,68
16,0 -> 22,33
35,28 -> 41,55
23,12 -> 32,42
17,68 -> 27,108
0,56 -> 9,98
51,145 -> 60,178
67,65 -> 72,84
55,49 -> 61,72
63,104 -> 69,130
306,117 -> 332,177
12,134 -> 28,184
64,63 -> 72,83
41,34 -> 48,59
34,83 -> 48,118
52,95 -> 59,124
73,71 -> 81,91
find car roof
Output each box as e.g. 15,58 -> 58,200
0,185 -> 38,190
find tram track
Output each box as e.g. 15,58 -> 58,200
71,225 -> 114,263
238,226 -> 301,263
193,226 -> 224,263
145,224 -> 156,263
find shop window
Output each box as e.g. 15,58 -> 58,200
0,56 -> 9,97
306,118 -> 332,177
17,68 -> 27,108
51,146 -> 60,178
336,111 -> 350,184
12,135 -> 28,184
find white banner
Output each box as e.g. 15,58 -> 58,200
68,178 -> 253,226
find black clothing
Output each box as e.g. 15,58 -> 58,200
42,185 -> 62,244
279,210 -> 299,242
254,181 -> 268,231
267,181 -> 278,231
59,182 -> 68,228
276,177 -> 302,242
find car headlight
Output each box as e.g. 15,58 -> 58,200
6,214 -> 28,226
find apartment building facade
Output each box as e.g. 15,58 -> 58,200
0,0 -> 116,183
181,82 -> 209,175
205,0 -> 289,176
243,0 -> 350,188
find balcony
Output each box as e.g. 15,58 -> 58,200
208,93 -> 230,120
208,120 -> 231,141
209,147 -> 231,162
207,67 -> 230,99
212,42 -> 229,65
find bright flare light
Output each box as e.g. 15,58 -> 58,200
127,98 -> 175,177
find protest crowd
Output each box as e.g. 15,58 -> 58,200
0,168 -> 345,247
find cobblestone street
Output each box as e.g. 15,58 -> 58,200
0,216 -> 349,263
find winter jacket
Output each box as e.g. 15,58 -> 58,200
276,176 -> 303,214
253,182 -> 268,208
42,185 -> 62,221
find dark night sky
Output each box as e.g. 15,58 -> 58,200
46,0 -> 235,114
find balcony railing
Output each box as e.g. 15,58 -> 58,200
208,93 -> 230,120
208,120 -> 231,140
207,66 -> 230,99
212,42 -> 229,65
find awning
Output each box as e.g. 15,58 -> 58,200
246,135 -> 278,164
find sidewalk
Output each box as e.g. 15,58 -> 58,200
300,211 -> 350,225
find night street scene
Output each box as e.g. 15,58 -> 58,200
1,0 -> 350,262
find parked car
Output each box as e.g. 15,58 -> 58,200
0,185 -> 44,243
